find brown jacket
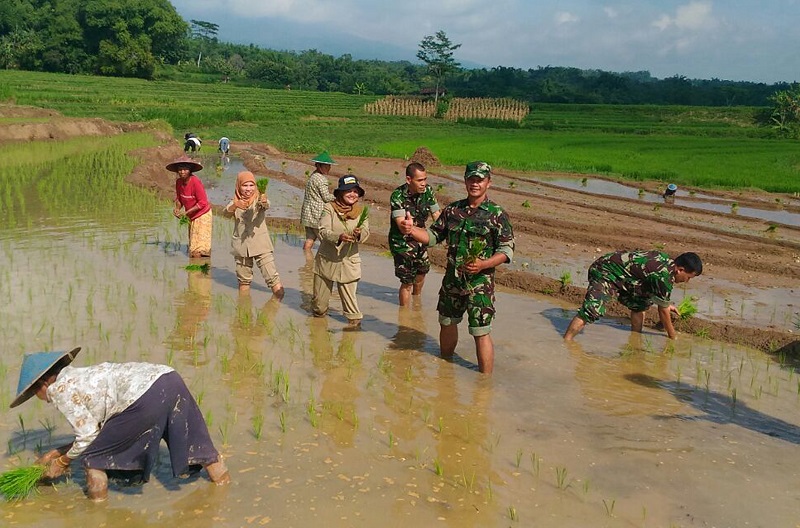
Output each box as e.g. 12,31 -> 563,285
222,197 -> 275,257
314,203 -> 370,283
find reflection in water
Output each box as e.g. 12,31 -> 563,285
308,316 -> 363,446
566,335 -> 683,417
165,270 -> 212,365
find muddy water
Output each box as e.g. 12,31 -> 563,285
541,177 -> 800,227
2,169 -> 800,527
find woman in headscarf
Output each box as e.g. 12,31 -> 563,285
168,155 -> 213,258
312,175 -> 370,329
222,171 -> 284,297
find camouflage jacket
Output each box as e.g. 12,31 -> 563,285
389,183 -> 440,255
591,250 -> 676,307
427,197 -> 514,293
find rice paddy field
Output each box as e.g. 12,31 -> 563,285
2,70 -> 799,192
1,138 -> 799,527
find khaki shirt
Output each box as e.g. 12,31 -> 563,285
314,202 -> 370,283
222,198 -> 275,257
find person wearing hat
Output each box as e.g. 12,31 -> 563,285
400,161 -> 514,374
389,162 -> 441,307
563,250 -> 703,341
300,151 -> 337,252
222,170 -> 284,297
11,348 -> 230,501
167,155 -> 213,258
312,174 -> 370,329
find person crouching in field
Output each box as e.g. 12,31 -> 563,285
563,250 -> 703,341
222,171 -> 284,298
389,162 -> 440,306
12,347 -> 230,502
168,155 -> 212,258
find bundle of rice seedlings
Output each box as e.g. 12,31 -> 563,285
0,465 -> 46,501
179,215 -> 190,226
256,178 -> 269,194
355,205 -> 369,229
184,263 -> 211,274
677,296 -> 698,319
465,238 -> 487,263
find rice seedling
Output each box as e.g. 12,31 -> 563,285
256,178 -> 269,194
559,271 -> 572,289
677,296 -> 698,319
437,416 -> 444,434
355,205 -> 369,229
387,431 -> 395,448
603,498 -> 616,516
279,411 -> 287,433
531,453 -> 540,477
508,506 -> 518,522
0,465 -> 46,501
433,458 -> 444,476
555,466 -> 570,490
581,177 -> 588,186
252,412 -> 264,440
730,202 -> 739,213
521,200 -> 531,208
514,449 -> 523,468
179,215 -> 190,226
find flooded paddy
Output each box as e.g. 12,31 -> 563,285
2,152 -> 800,527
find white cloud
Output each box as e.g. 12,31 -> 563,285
555,11 -> 579,25
675,1 -> 716,30
603,6 -> 618,19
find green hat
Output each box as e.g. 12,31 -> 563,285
10,347 -> 81,408
311,151 -> 337,165
464,161 -> 492,179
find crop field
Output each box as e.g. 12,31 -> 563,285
1,70 -> 799,192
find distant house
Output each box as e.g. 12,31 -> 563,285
420,87 -> 447,98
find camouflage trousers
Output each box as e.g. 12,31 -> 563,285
577,264 -> 653,323
392,249 -> 431,284
437,279 -> 495,336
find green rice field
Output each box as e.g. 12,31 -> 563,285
1,70 -> 798,192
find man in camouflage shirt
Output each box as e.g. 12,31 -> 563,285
389,162 -> 441,306
401,161 -> 514,374
563,250 -> 703,341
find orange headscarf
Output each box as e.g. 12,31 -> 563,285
235,171 -> 258,209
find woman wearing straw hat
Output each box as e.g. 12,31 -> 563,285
11,348 -> 230,501
300,151 -> 337,252
167,155 -> 213,258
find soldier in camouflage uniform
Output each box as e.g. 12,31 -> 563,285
389,162 -> 441,306
563,250 -> 702,341
401,161 -> 514,374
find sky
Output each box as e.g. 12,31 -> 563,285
170,0 -> 800,84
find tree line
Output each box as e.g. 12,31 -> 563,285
0,0 -> 794,109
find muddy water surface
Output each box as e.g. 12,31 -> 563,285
2,168 -> 800,527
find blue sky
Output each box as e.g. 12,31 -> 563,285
171,0 -> 799,84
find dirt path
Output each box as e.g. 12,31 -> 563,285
0,107 -> 796,356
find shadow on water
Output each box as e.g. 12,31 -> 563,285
626,373 -> 800,444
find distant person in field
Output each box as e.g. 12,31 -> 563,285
300,151 -> 337,252
389,162 -> 440,306
563,250 -> 703,341
218,136 -> 230,155
400,161 -> 514,375
184,133 -> 201,152
168,155 -> 212,258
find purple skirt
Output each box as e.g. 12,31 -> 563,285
81,371 -> 219,481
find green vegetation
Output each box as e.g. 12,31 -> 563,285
0,465 -> 45,501
256,178 -> 269,194
677,296 -> 699,320
2,70 -> 798,192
